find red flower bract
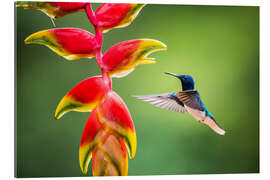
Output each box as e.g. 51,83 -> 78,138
95,3 -> 145,32
102,39 -> 167,78
80,109 -> 103,146
96,4 -> 132,27
55,76 -> 110,120
97,91 -> 137,159
53,28 -> 98,55
16,1 -> 87,18
50,2 -> 87,12
79,91 -> 135,175
25,28 -> 99,61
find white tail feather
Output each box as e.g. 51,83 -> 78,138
203,116 -> 226,135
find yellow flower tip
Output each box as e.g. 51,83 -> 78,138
80,162 -> 88,175
151,39 -> 168,50
130,4 -> 146,18
54,98 -> 66,120
15,1 -> 25,7
54,110 -> 62,120
82,169 -> 87,175
132,3 -> 147,12
15,1 -> 37,8
79,145 -> 92,175
126,132 -> 137,160
80,163 -> 88,175
139,58 -> 156,65
24,35 -> 33,44
24,30 -> 53,46
135,39 -> 167,65
139,39 -> 168,52
54,96 -> 82,120
24,36 -> 39,44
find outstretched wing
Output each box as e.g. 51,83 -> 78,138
177,91 -> 204,111
134,93 -> 187,114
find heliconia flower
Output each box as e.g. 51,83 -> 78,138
79,91 -> 134,175
17,1 -> 166,177
16,1 -> 87,19
95,3 -> 145,33
24,28 -> 99,61
55,76 -> 110,120
79,109 -> 128,176
101,39 -> 167,78
97,91 -> 137,159
92,134 -> 128,176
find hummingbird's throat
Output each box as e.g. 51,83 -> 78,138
181,82 -> 194,91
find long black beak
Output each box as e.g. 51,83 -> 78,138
164,72 -> 179,78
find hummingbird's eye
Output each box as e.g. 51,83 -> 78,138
183,77 -> 188,80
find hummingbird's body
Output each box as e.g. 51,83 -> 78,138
135,72 -> 226,135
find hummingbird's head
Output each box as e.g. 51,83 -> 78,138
165,72 -> 195,91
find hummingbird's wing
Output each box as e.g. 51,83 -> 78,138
177,91 -> 204,111
134,93 -> 187,114
178,90 -> 226,135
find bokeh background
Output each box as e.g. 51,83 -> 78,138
15,3 -> 259,177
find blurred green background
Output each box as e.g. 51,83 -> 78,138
15,3 -> 259,177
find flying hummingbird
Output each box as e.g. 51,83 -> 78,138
134,72 -> 226,135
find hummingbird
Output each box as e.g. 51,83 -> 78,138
134,72 -> 226,135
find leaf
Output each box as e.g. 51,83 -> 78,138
102,39 -> 167,78
54,76 -> 110,119
95,3 -> 145,32
97,91 -> 137,159
16,1 -> 87,19
24,28 -> 98,61
92,134 -> 128,176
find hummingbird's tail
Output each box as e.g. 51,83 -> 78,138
203,116 -> 226,135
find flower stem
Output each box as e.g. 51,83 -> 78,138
85,3 -> 112,89
85,3 -> 98,26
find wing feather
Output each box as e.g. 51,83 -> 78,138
177,91 -> 204,111
134,93 -> 187,114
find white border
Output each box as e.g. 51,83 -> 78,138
2,0 -> 269,180
9,0 -> 263,6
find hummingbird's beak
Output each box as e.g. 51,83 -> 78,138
164,72 -> 179,78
